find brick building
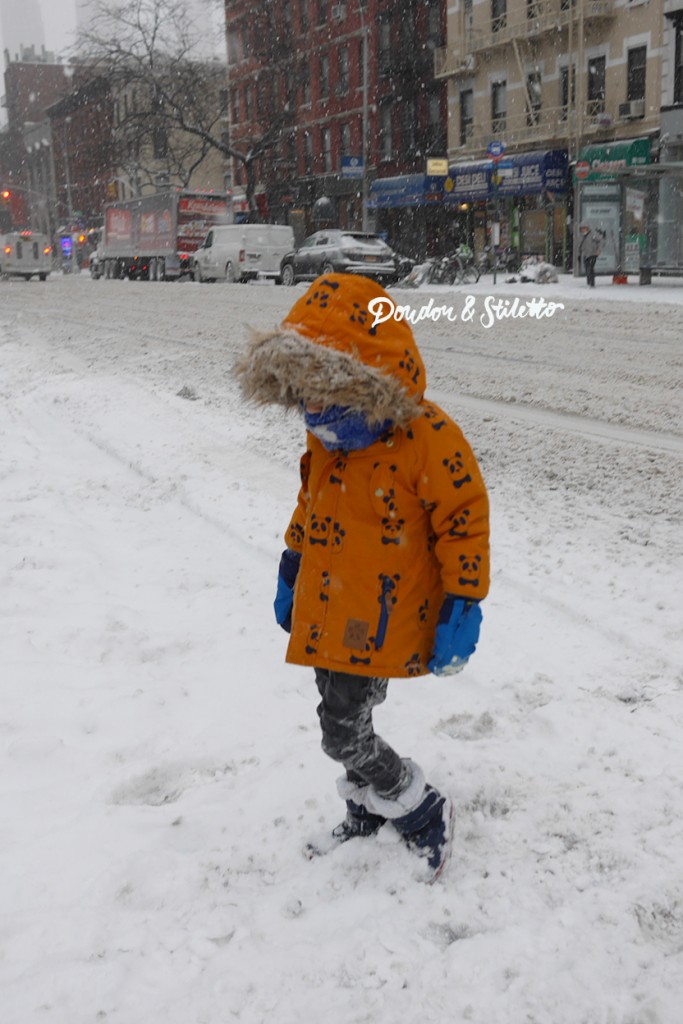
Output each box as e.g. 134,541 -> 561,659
46,71 -> 116,232
224,0 -> 448,254
0,48 -> 71,229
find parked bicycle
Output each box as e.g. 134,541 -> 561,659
477,245 -> 520,276
397,245 -> 480,288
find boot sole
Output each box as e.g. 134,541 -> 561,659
427,798 -> 455,885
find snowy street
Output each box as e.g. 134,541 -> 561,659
2,272 -> 683,1023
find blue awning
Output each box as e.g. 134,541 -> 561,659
368,174 -> 445,208
497,149 -> 568,197
444,162 -> 492,203
445,150 -> 568,202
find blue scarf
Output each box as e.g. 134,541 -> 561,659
303,405 -> 393,451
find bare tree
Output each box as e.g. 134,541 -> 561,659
74,0 -> 292,216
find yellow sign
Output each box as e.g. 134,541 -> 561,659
427,158 -> 449,177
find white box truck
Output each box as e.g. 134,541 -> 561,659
92,191 -> 230,281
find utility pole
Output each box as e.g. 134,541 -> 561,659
359,0 -> 369,231
63,115 -> 74,226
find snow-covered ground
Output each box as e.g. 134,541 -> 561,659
1,271 -> 682,1024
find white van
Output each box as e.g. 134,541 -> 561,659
0,231 -> 52,281
193,223 -> 295,283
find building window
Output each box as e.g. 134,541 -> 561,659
491,80 -> 506,132
380,104 -> 393,160
241,22 -> 250,59
527,71 -> 542,126
288,132 -> 297,168
283,0 -> 293,35
676,18 -> 683,104
245,84 -> 254,121
587,55 -> 606,115
560,65 -> 575,120
320,54 -> 330,99
300,0 -> 309,31
227,30 -> 239,64
403,97 -> 417,151
317,0 -> 326,25
338,46 -> 350,96
426,0 -> 443,48
257,77 -> 271,116
301,62 -> 311,105
340,122 -> 351,155
492,0 -> 506,32
303,131 -> 314,174
378,19 -> 391,77
231,88 -> 240,123
527,0 -> 541,18
153,127 -> 168,159
460,88 -> 473,144
627,46 -> 646,102
428,91 -> 443,150
322,126 -> 332,171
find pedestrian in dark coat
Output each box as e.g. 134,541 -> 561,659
578,224 -> 601,287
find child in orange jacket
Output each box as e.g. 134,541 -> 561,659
237,273 -> 490,880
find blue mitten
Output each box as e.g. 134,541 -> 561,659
274,549 -> 302,633
428,595 -> 482,676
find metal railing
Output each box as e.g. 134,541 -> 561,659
435,0 -> 615,76
451,102 -> 622,153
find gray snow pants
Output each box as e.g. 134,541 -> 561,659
314,668 -> 405,798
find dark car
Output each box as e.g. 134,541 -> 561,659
280,230 -> 398,286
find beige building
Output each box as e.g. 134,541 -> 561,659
433,1 -> 669,269
436,0 -> 662,158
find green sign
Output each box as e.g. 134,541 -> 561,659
575,138 -> 651,182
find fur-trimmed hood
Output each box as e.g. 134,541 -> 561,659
234,274 -> 426,429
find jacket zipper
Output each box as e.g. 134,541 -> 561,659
375,575 -> 395,651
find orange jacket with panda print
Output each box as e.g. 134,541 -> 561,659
236,273 -> 490,679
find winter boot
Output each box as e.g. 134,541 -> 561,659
303,781 -> 386,860
392,787 -> 454,881
364,760 -> 454,882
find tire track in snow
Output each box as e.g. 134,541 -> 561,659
430,388 -> 683,456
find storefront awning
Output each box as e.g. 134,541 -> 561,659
445,150 -> 568,202
368,174 -> 445,208
497,149 -> 568,197
575,138 -> 651,182
444,162 -> 492,203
